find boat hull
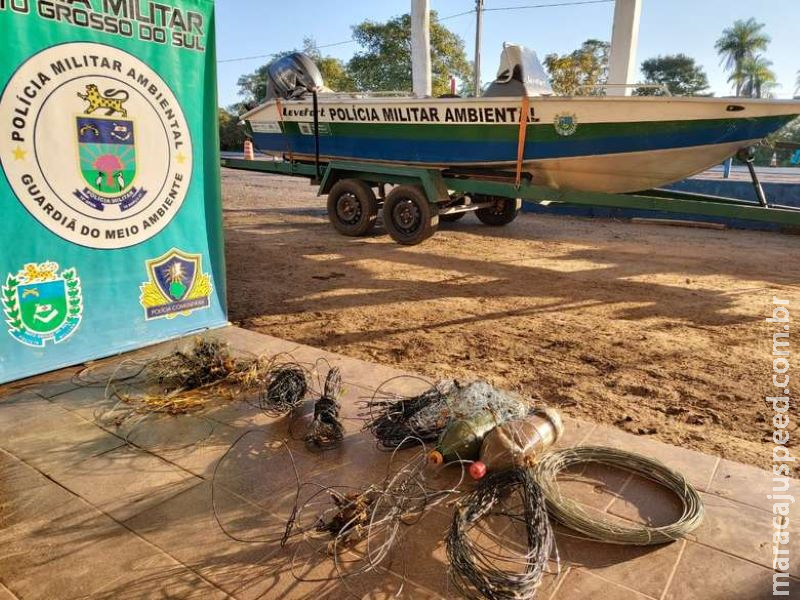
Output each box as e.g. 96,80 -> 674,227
243,96 -> 799,193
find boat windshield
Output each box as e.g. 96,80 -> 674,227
484,44 -> 553,97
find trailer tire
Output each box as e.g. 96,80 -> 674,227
475,196 -> 521,226
327,179 -> 378,236
383,185 -> 438,245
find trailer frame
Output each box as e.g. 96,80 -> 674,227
220,156 -> 800,244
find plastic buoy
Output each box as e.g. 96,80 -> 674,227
478,408 -> 564,473
244,139 -> 255,160
469,461 -> 487,480
433,412 -> 502,464
428,450 -> 444,465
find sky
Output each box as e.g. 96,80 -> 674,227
214,0 -> 800,107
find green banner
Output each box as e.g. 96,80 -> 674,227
0,0 -> 227,383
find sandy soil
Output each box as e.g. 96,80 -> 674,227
222,168 -> 799,473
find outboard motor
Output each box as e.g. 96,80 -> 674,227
266,52 -> 324,100
483,44 -> 552,97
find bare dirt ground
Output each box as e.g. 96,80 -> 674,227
222,168 -> 799,473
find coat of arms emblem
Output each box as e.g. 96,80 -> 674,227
2,262 -> 83,347
139,249 -> 212,320
554,113 -> 578,136
74,84 -> 147,212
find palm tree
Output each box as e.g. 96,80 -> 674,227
738,55 -> 777,98
715,18 -> 771,96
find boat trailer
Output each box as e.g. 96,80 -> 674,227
220,156 -> 800,245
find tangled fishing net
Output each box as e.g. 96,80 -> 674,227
284,444 -> 467,584
362,379 -> 530,450
447,468 -> 555,600
257,365 -> 308,416
305,367 -> 345,451
100,338 -> 274,414
94,337 -> 312,444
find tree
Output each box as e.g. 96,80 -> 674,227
715,18 -> 771,96
750,116 -> 800,166
218,107 -> 246,151
236,63 -> 277,112
235,38 -> 355,111
347,12 -> 471,96
543,39 -> 610,96
635,54 -> 710,96
739,55 -> 777,98
302,38 -> 357,93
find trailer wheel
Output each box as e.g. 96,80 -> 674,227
383,185 -> 438,245
475,196 -> 521,226
327,179 -> 378,236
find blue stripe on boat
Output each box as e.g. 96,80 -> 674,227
251,117 -> 788,164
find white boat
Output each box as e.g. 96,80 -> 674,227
242,46 -> 800,194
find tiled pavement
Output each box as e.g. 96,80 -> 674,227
0,326 -> 796,599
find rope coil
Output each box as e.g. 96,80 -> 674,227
533,446 -> 705,545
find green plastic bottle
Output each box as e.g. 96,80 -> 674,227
428,411 -> 501,465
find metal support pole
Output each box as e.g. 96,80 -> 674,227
723,157 -> 733,179
745,160 -> 769,207
737,148 -> 768,207
411,0 -> 432,97
312,90 -> 321,182
474,0 -> 484,97
607,0 -> 642,96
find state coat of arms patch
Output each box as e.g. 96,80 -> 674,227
75,93 -> 147,212
554,113 -> 578,136
2,262 -> 83,347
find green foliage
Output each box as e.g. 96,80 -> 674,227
635,54 -> 710,96
543,39 -> 610,96
235,16 -> 471,103
234,38 -> 353,109
777,117 -> 800,143
303,39 -> 357,93
347,12 -> 471,96
714,18 -> 771,96
749,117 -> 800,166
236,63 -> 274,111
218,107 -> 246,151
738,55 -> 777,98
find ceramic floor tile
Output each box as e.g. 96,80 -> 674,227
606,474 -> 689,527
708,458 -> 799,512
119,413 -> 245,479
663,541 -> 779,600
555,531 -> 683,599
49,445 -> 202,521
688,491 -> 798,577
0,451 -> 225,600
555,416 -> 596,449
584,424 -> 718,490
47,384 -> 120,422
547,462 -> 632,512
124,481 -> 292,596
1,409 -> 126,475
551,569 -> 655,599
